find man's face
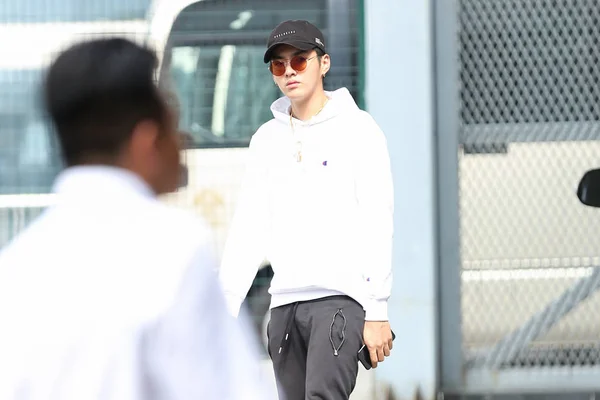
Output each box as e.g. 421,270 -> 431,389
153,103 -> 182,194
128,97 -> 182,195
270,44 -> 330,101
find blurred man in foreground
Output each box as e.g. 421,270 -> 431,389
0,38 -> 275,400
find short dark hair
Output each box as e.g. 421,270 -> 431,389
44,38 -> 168,166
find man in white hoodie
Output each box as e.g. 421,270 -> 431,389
219,20 -> 395,399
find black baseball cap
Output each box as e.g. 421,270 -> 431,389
263,20 -> 326,63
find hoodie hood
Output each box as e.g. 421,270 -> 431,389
270,87 -> 359,126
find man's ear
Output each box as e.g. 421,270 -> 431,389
321,53 -> 331,77
129,119 -> 160,157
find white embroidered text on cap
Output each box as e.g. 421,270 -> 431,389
274,30 -> 296,39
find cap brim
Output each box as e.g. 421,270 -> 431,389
263,41 -> 315,63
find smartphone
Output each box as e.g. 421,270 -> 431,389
357,330 -> 396,370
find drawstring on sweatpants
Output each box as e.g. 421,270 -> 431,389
276,303 -> 348,361
278,302 -> 299,356
329,308 -> 347,356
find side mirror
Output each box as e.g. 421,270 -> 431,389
577,168 -> 600,208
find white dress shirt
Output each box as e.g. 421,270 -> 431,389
0,166 -> 276,400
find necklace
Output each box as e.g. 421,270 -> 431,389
290,98 -> 329,162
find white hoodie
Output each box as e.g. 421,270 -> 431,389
219,87 -> 394,321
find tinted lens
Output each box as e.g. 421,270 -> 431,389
290,56 -> 308,72
269,56 -> 309,76
270,60 -> 286,76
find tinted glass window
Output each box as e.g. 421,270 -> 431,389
0,0 -> 152,23
0,69 -> 61,194
163,0 -> 362,148
0,0 -> 154,195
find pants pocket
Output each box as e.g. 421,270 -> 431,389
329,308 -> 348,356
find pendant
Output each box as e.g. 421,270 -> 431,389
295,141 -> 302,162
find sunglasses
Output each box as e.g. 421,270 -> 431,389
269,55 -> 318,76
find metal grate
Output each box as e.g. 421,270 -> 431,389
460,0 -> 600,127
458,0 -> 600,370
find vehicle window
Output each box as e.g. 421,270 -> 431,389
0,0 -> 154,195
0,69 -> 62,194
0,0 -> 152,23
163,0 -> 362,148
169,44 -> 280,147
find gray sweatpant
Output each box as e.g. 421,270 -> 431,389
267,295 -> 365,400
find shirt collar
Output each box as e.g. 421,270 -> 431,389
52,165 -> 156,200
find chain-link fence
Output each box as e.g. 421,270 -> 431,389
458,0 -> 600,374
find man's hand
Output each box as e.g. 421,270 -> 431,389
363,321 -> 393,368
